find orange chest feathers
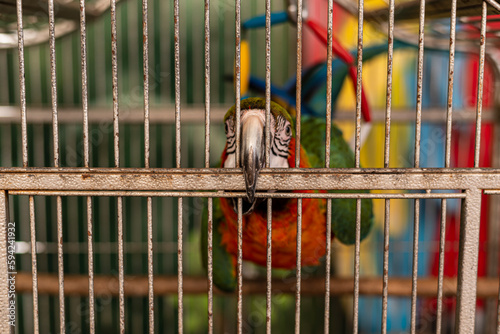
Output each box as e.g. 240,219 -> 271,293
218,195 -> 327,269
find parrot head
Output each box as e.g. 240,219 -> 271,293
222,98 -> 294,214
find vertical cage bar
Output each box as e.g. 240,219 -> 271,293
295,0 -> 303,167
0,191 -> 9,334
29,197 -> 39,333
111,0 -> 120,168
474,1 -> 487,168
174,0 -> 181,169
264,0 -> 271,168
354,0 -> 364,167
414,0 -> 425,168
16,0 -> 27,167
80,0 -> 89,168
79,2 -> 94,330
177,197 -> 183,333
174,0 -> 183,330
146,197 -> 153,333
455,189 -> 482,333
237,198 -> 243,334
324,1 -> 334,332
86,196 -> 95,334
410,200 -> 420,333
56,196 -> 65,334
117,197 -> 125,333
324,200 -> 332,334
204,0 -> 211,170
266,198 -> 272,334
142,0 -> 154,332
295,198 -> 302,334
48,0 -> 65,331
445,0 -> 457,168
435,198 -> 447,334
412,4 -> 425,328
143,0 -> 151,170
204,1 -> 213,332
234,0 -> 241,168
48,0 -> 59,168
384,0 -> 394,168
207,197 -> 214,334
110,0 -> 124,331
381,199 -> 390,334
352,198 -> 361,334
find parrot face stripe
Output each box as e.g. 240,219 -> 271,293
222,101 -> 293,212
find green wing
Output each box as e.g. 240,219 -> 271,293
301,117 -> 373,244
201,198 -> 237,292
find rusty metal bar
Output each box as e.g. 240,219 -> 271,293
207,197 -> 214,334
173,0 -> 182,331
29,196 -> 39,333
352,198 -> 361,334
237,198 -> 243,334
8,190 -> 467,200
3,168 -> 500,190
86,196 -> 95,334
142,0 -> 154,332
455,188 -> 482,333
382,1 -> 394,331
324,1 -> 334,332
204,0 -> 211,170
412,1 -> 425,331
48,1 -> 65,331
295,0 -> 303,167
324,198 -> 332,334
295,198 -> 302,334
235,0 -> 241,169
111,0 -> 119,169
80,0 -> 89,168
2,106 -> 497,124
117,197 -> 125,333
384,0 -> 394,169
410,199 -> 420,334
445,0 -> 457,168
79,3 -> 94,332
56,196 -> 65,334
0,191 -> 9,334
414,0 -> 425,168
266,198 -> 272,334
16,0 -> 27,168
354,0 -> 364,168
204,1 -> 213,332
177,197 -> 183,333
265,0 -> 271,169
474,1 -> 487,168
381,199 -> 390,334
436,197 -> 447,334
11,273 -> 500,297
110,0 -> 124,331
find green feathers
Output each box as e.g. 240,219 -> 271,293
300,116 -> 373,244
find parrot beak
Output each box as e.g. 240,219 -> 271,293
240,115 -> 265,212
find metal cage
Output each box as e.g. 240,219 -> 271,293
1,0 -> 500,333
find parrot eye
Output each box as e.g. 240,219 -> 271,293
285,124 -> 291,136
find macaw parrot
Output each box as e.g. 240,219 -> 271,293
202,97 -> 373,292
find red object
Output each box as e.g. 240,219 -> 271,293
305,19 -> 372,122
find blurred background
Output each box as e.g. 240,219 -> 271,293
1,0 -> 499,332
